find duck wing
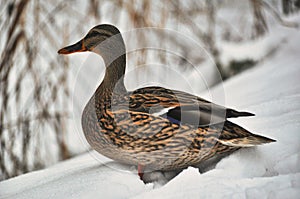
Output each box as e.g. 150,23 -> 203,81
127,86 -> 254,126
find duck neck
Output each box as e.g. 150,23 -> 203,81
97,53 -> 126,96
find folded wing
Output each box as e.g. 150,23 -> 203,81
128,86 -> 254,126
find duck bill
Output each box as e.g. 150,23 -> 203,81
57,40 -> 87,54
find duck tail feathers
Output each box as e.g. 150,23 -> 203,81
226,109 -> 255,118
218,134 -> 276,147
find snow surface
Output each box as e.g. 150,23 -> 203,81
1,16 -> 300,199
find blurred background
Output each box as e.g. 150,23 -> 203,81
0,0 -> 299,180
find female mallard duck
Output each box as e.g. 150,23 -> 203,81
58,24 -> 275,180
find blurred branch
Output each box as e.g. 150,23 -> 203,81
89,0 -> 100,19
0,30 -> 26,108
169,1 -> 206,39
282,0 -> 300,15
1,111 -> 70,130
5,0 -> 29,46
250,0 -> 268,38
262,0 -> 299,28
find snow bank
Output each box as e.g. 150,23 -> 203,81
0,152 -> 152,199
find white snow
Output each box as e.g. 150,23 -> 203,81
0,152 -> 152,199
1,14 -> 300,199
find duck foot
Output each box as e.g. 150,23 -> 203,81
138,164 -> 144,180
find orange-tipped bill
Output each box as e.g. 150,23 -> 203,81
58,40 -> 87,54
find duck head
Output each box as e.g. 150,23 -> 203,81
58,24 -> 125,59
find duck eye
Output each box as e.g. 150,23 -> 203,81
88,31 -> 99,38
85,41 -> 98,50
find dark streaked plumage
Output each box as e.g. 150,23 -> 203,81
58,24 -> 275,179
